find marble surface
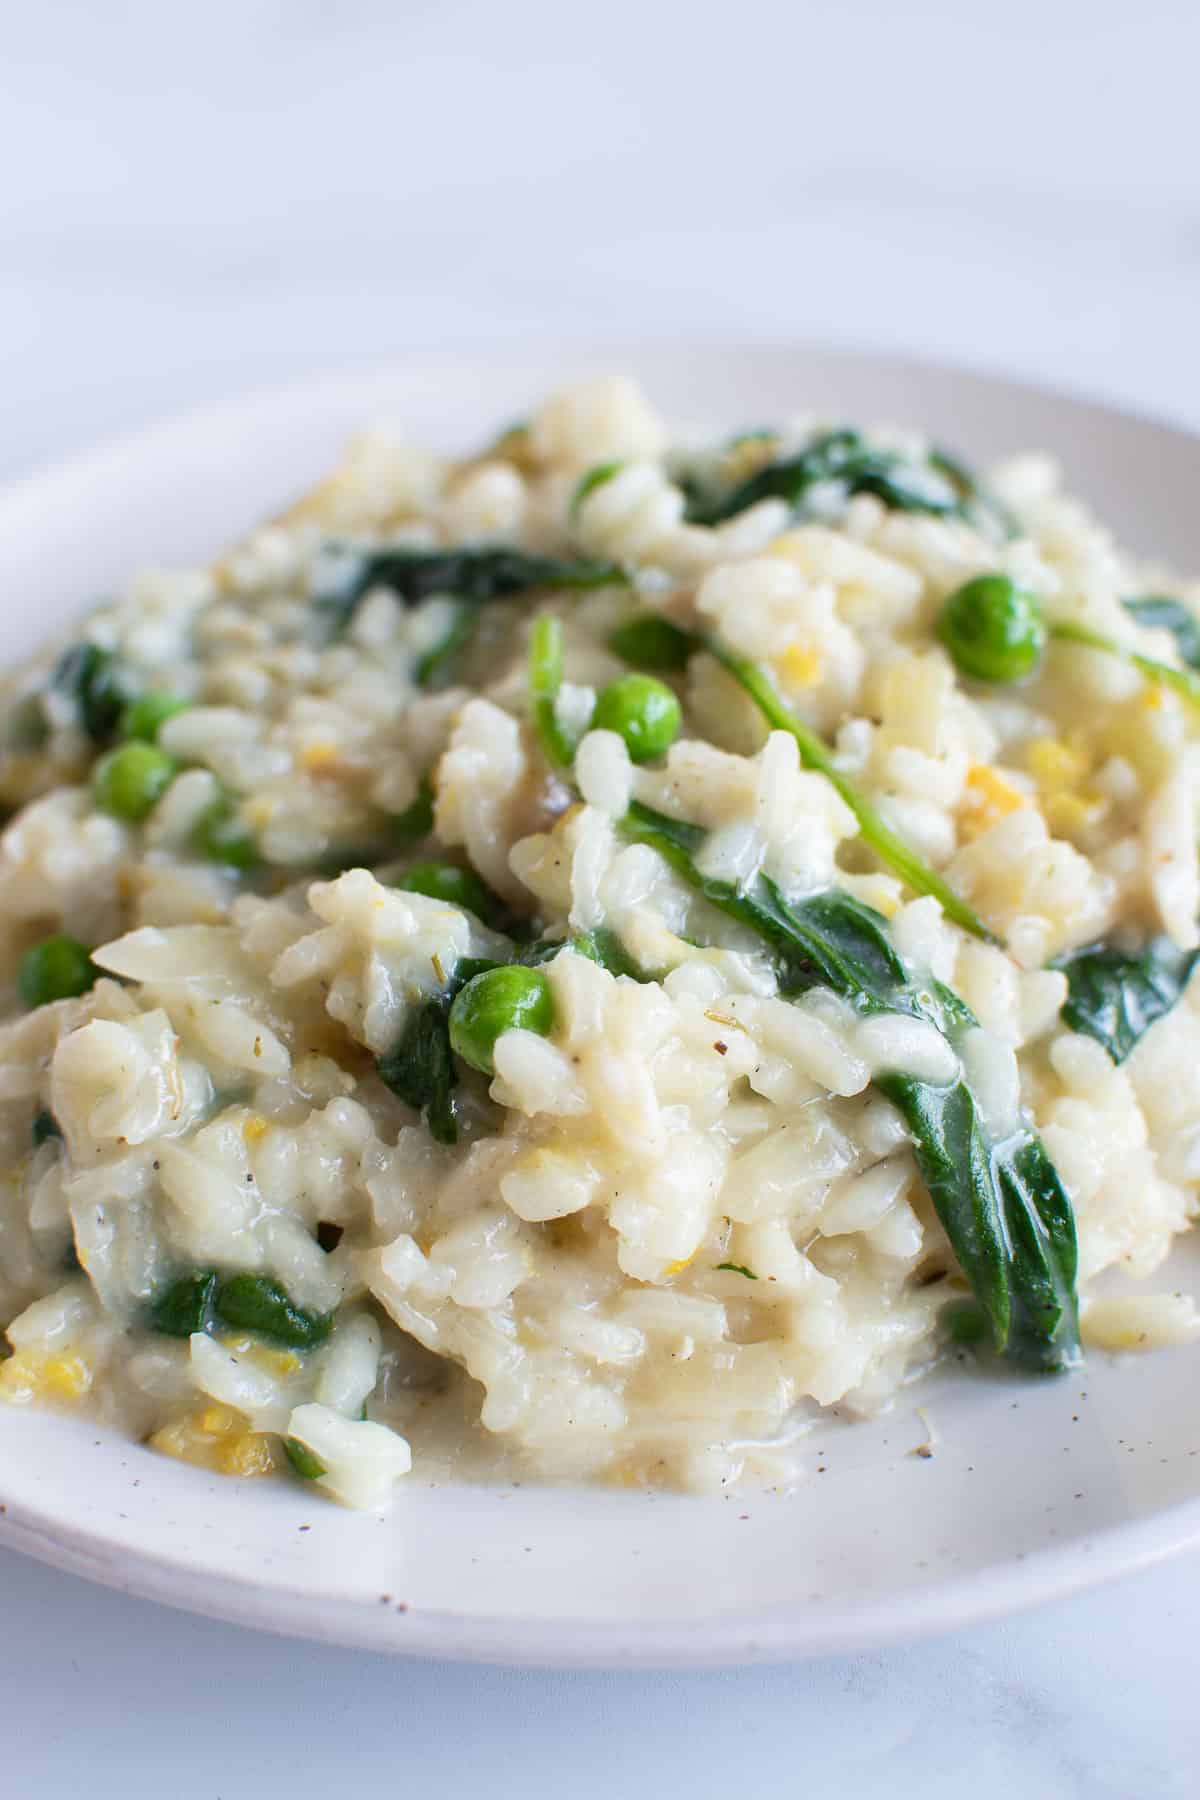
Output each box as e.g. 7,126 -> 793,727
3,0 -> 1200,1790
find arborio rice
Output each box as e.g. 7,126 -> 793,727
2,376 -> 1199,1509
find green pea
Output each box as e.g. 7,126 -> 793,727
397,860 -> 493,919
937,574 -> 1046,683
92,742 -> 178,821
590,673 -> 682,762
448,965 -> 555,1074
17,934 -> 98,1009
121,691 -> 191,742
607,614 -> 697,672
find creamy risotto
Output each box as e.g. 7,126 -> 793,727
1,376 -> 1199,1510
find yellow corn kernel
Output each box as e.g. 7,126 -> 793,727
43,1354 -> 93,1401
1025,736 -> 1089,789
966,764 -> 1028,814
959,763 -> 1030,842
242,1114 -> 270,1145
0,1348 -> 94,1407
150,1403 -> 276,1480
1023,735 -> 1106,839
301,742 -> 340,773
149,1419 -> 196,1464
151,1403 -> 241,1469
198,1403 -> 239,1436
778,643 -> 823,688
219,1432 -> 280,1479
1044,790 -> 1106,837
9,1354 -> 44,1403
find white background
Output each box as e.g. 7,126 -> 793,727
3,0 -> 1200,1789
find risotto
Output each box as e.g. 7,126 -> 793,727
1,376 -> 1199,1510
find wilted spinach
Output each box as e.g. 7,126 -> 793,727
684,428 -> 1014,539
50,643 -> 130,744
620,801 -> 1080,1371
149,1269 -> 331,1348
375,956 -> 497,1145
1122,595 -> 1200,671
315,546 -> 626,635
1053,934 -> 1200,1064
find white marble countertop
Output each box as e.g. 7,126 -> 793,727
3,2 -> 1199,1791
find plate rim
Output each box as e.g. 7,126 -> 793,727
3,337 -> 1200,1667
4,1455 -> 1200,1667
6,332 -> 1200,513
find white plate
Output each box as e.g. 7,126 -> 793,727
2,343 -> 1200,1667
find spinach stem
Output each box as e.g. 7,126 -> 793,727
705,638 -> 998,943
528,614 -> 577,769
1049,619 -> 1200,710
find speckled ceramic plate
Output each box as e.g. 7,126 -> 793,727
2,344 -> 1200,1666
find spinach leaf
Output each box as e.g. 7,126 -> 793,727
1053,934 -> 1200,1064
51,643 -> 130,744
376,930 -> 649,1143
619,799 -> 1080,1371
150,1270 -> 218,1338
874,1072 -> 1078,1370
941,1297 -> 988,1343
214,1273 -> 332,1349
685,428 -> 1013,540
621,802 -> 913,1008
513,935 -> 571,967
928,446 -> 1019,540
316,547 -> 626,634
150,1269 -> 331,1348
570,926 -> 653,981
376,956 -> 497,1145
414,600 -> 482,688
569,461 -> 624,524
377,994 -> 461,1145
1122,596 -> 1200,670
